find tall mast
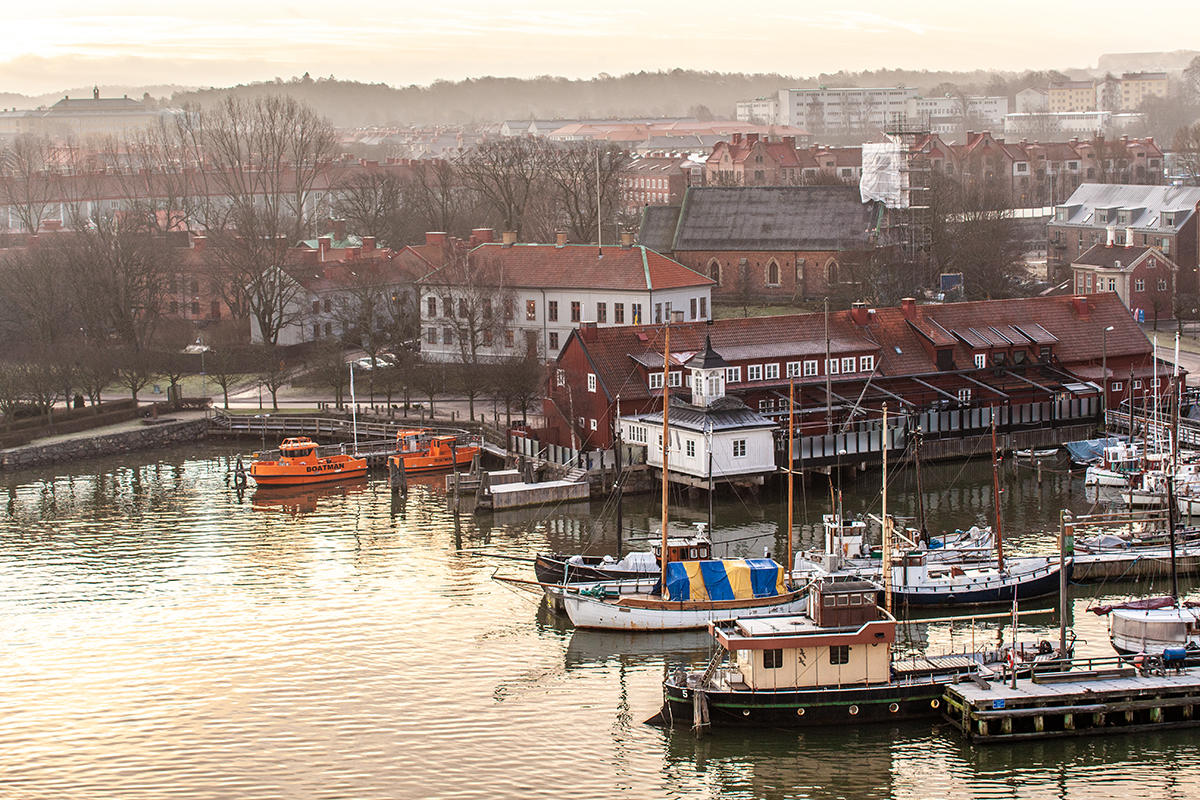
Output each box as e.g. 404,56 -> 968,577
992,414 -> 1003,572
882,403 -> 892,616
660,323 -> 671,593
825,298 -> 832,434
787,380 -> 795,575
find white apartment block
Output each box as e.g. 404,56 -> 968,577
773,87 -> 919,135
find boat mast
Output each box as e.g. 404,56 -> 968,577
992,414 -> 1004,572
615,395 -> 623,558
788,380 -> 795,574
914,427 -> 928,545
660,323 -> 671,594
350,361 -> 359,452
824,298 -> 832,435
1170,379 -> 1180,603
882,403 -> 892,616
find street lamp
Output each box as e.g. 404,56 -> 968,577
1101,325 -> 1115,430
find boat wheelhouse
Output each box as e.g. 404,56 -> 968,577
248,437 -> 368,487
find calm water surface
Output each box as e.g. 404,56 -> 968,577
2,443 -> 1199,799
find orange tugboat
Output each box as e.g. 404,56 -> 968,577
249,437 -> 369,487
388,429 -> 479,474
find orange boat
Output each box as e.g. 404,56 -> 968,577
249,436 -> 369,487
388,429 -> 479,474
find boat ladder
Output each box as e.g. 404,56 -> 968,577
698,644 -> 728,688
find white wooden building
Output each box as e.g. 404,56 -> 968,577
619,337 -> 777,487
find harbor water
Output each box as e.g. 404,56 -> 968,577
2,443 -> 1199,799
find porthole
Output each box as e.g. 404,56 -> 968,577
742,709 -> 750,716
931,699 -> 940,709
796,708 -> 805,716
849,705 -> 859,715
889,703 -> 899,713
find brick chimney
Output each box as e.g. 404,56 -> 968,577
318,236 -> 332,259
850,301 -> 870,326
900,297 -> 917,320
425,231 -> 448,246
732,132 -> 742,145
746,133 -> 759,146
502,231 -> 516,248
1072,296 -> 1090,317
620,232 -> 634,249
471,228 -> 495,245
332,219 -> 347,241
362,236 -> 376,252
41,219 -> 62,231
191,234 -> 206,252
556,232 -> 568,248
581,322 -> 599,342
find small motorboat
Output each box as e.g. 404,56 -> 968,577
388,429 -> 479,474
249,437 -> 368,487
1015,448 -> 1059,459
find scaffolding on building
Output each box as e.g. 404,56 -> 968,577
884,115 -> 932,267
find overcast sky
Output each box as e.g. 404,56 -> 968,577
2,2 -> 1196,96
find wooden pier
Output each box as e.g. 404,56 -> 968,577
475,478 -> 590,511
943,655 -> 1200,743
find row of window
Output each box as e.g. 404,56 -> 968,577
1075,273 -> 1167,293
426,296 -> 696,326
646,357 -> 876,390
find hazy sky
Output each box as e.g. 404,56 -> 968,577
2,2 -> 1196,96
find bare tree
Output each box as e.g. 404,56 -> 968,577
0,134 -> 63,234
1173,123 -> 1200,185
114,348 -> 158,404
404,159 -> 479,239
456,137 -> 551,240
75,348 -> 117,410
332,169 -> 419,248
543,142 -> 629,244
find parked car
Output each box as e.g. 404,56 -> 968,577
353,354 -> 397,371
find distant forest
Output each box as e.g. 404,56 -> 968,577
150,68 -> 1086,129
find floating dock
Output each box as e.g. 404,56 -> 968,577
475,479 -> 590,511
1073,547 -> 1200,580
943,656 -> 1200,743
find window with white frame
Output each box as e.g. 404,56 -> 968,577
841,357 -> 855,373
686,439 -> 695,458
804,360 -> 818,376
975,353 -> 987,369
732,439 -> 747,458
1136,279 -> 1145,292
748,364 -> 763,381
764,363 -> 780,380
668,371 -> 682,387
1133,379 -> 1143,389
590,418 -> 597,430
827,359 -> 839,375
1159,278 -> 1168,291
958,388 -> 972,404
786,361 -> 802,378
726,366 -> 741,383
649,372 -> 664,390
587,373 -> 597,393
1111,381 -> 1123,393
859,355 -> 874,372
556,369 -> 566,387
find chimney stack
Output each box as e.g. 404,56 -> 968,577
332,219 -> 347,241
900,297 -> 917,320
1072,296 -> 1090,317
556,232 -> 568,248
502,231 -> 516,248
1106,225 -> 1117,247
425,231 -> 448,246
581,322 -> 599,342
850,301 -> 870,326
362,236 -> 376,252
471,228 -> 495,245
318,236 -> 332,259
620,232 -> 634,249
1126,227 -> 1136,248
191,234 -> 207,252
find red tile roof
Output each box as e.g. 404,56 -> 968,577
444,243 -> 713,291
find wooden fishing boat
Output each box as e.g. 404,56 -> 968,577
652,580 -> 1063,728
248,437 -> 368,487
387,429 -> 479,474
1015,448 -> 1059,459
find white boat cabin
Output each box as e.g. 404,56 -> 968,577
713,581 -> 893,691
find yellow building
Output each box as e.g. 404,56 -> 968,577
1120,72 -> 1168,111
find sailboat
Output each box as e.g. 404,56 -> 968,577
885,414 -> 1071,606
559,323 -> 807,631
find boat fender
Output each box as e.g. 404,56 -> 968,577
796,708 -> 805,716
849,705 -> 859,716
1038,640 -> 1054,656
742,710 -> 750,716
930,699 -> 940,709
889,703 -> 899,713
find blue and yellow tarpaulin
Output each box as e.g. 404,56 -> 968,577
664,559 -> 784,601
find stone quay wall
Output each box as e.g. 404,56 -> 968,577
0,418 -> 210,472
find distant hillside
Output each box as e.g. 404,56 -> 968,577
162,68 -> 1069,129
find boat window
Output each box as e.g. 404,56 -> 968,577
689,548 -> 698,558
837,595 -> 850,605
763,648 -> 783,669
829,645 -> 850,665
823,596 -> 835,607
849,594 -> 861,605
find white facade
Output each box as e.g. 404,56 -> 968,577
420,284 -> 712,363
775,87 -> 918,135
905,95 -> 1008,132
619,418 -> 776,482
735,97 -> 780,124
1005,111 -> 1112,136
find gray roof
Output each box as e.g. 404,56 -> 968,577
671,186 -> 880,251
632,399 -> 777,433
638,205 -> 683,255
1055,183 -> 1200,231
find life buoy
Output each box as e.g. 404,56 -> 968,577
234,470 -> 247,489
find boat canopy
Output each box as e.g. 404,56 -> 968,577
664,559 -> 784,601
1063,436 -> 1123,464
